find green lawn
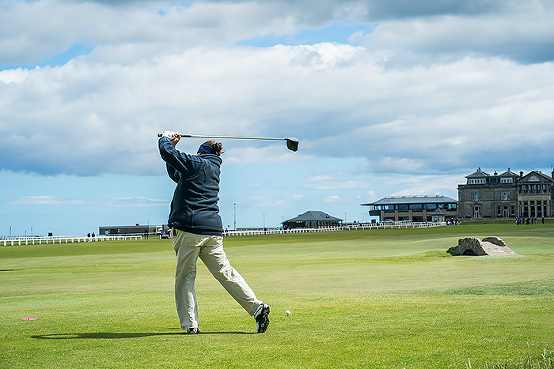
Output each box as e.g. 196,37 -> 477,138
1,222 -> 552,368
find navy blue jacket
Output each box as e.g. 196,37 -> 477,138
158,137 -> 223,236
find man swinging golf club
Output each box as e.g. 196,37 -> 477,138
158,131 -> 270,334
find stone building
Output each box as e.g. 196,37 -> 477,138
457,167 -> 554,220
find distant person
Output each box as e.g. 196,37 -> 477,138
158,131 -> 270,335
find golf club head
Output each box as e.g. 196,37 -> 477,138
286,137 -> 299,152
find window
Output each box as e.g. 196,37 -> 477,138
447,203 -> 457,210
500,192 -> 509,201
472,193 -> 480,201
424,203 -> 437,210
397,204 -> 409,211
500,177 -> 513,183
468,178 -> 487,184
409,204 -> 422,211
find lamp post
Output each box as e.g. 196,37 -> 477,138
263,212 -> 266,232
233,203 -> 237,231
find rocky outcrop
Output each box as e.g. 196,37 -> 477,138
447,237 -> 517,256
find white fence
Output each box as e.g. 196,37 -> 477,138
224,227 -> 341,237
343,221 -> 447,231
1,235 -> 142,246
224,221 -> 447,237
2,222 -> 448,245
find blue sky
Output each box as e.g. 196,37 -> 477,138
1,0 -> 554,236
238,20 -> 375,47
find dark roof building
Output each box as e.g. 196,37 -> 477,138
361,195 -> 458,222
282,211 -> 342,229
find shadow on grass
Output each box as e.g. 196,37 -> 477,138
32,331 -> 254,339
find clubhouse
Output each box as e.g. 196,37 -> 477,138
457,168 -> 554,220
361,195 -> 458,223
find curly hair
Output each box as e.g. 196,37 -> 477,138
201,140 -> 225,156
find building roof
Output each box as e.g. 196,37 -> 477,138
284,211 -> 342,222
465,167 -> 490,178
361,195 -> 457,206
499,168 -> 519,177
519,170 -> 554,183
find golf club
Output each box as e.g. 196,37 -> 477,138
158,133 -> 299,152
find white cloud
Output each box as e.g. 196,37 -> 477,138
324,195 -> 343,203
10,195 -> 85,206
1,42 -> 553,177
223,145 -> 307,165
359,190 -> 377,203
361,3 -> 554,64
106,197 -> 170,207
10,195 -> 168,207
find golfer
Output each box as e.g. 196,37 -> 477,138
158,131 -> 270,334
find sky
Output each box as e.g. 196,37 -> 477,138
1,0 -> 554,236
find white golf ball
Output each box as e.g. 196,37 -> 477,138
285,310 -> 291,316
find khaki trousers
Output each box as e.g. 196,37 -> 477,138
172,229 -> 262,330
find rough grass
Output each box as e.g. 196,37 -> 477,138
0,222 -> 552,368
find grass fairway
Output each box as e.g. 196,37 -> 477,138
1,222 -> 553,368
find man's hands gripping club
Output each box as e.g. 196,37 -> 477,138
161,131 -> 181,147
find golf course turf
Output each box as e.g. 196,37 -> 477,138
1,222 -> 552,368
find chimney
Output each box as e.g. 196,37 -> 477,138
520,171 -> 524,177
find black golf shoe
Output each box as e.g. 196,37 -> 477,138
185,328 -> 199,335
255,304 -> 270,333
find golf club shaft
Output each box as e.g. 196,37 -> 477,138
160,134 -> 285,141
